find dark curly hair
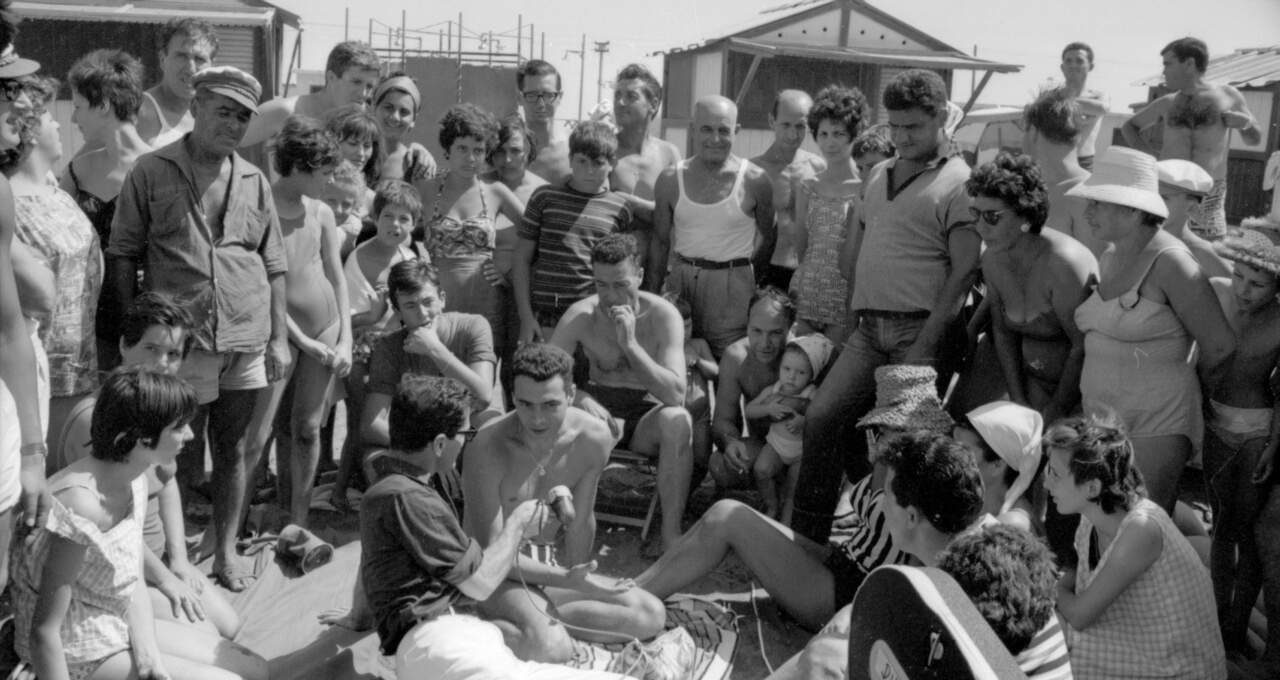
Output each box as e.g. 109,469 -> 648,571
569,120 -> 617,163
389,375 -> 470,451
882,69 -> 949,117
68,49 -> 145,122
966,152 -> 1049,233
372,178 -> 422,222
615,63 -> 662,110
325,103 -> 381,185
91,366 -> 198,463
1042,415 -> 1146,514
156,18 -> 219,58
937,525 -> 1058,656
0,76 -> 57,173
511,343 -> 574,386
120,292 -> 194,359
387,258 -> 441,309
852,125 -> 895,159
438,103 -> 499,156
807,84 -> 869,140
1024,87 -> 1081,146
590,232 -> 639,267
876,431 -> 985,535
274,114 -> 341,177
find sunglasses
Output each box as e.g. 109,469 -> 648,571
969,207 -> 1011,225
521,91 -> 561,104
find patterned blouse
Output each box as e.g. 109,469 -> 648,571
14,189 -> 102,397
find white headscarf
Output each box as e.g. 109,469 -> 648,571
966,401 -> 1044,515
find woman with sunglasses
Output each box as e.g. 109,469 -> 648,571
1067,147 -> 1234,514
965,152 -> 1097,425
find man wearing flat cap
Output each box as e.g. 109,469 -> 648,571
107,65 -> 288,591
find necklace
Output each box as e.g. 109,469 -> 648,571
519,423 -> 557,477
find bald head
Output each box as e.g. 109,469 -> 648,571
772,89 -> 813,119
694,95 -> 738,124
692,95 -> 739,163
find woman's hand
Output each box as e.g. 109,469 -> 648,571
319,607 -> 372,631
170,559 -> 206,594
482,260 -> 507,288
156,572 -> 206,623
332,341 -> 354,378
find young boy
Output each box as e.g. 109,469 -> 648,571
513,121 -> 634,343
323,160 -> 371,259
1206,225 -> 1280,659
851,126 -> 894,192
245,115 -> 352,529
337,375 -> 633,678
55,292 -> 242,640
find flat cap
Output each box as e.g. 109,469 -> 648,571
192,66 -> 261,114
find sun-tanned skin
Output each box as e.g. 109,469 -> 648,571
520,69 -> 571,184
137,33 -> 213,146
609,72 -> 682,272
750,90 -> 826,286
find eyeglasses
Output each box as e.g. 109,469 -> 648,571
521,91 -> 561,104
969,207 -> 1011,225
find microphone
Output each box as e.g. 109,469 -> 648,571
546,485 -> 575,525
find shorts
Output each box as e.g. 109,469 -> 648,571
520,542 -> 560,567
1188,179 -> 1227,239
0,320 -> 49,513
823,549 -> 869,611
587,382 -> 662,448
766,426 -> 803,464
177,348 -> 268,405
1208,399 -> 1271,448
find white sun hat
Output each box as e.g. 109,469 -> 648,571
1066,146 -> 1169,219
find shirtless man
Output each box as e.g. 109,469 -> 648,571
462,343 -> 665,660
1059,42 -> 1109,170
550,233 -> 692,552
240,41 -> 380,149
518,59 -> 571,183
137,19 -> 217,148
1122,37 -> 1261,238
649,95 -> 774,358
609,63 -> 681,271
708,288 -> 795,489
750,90 -> 825,291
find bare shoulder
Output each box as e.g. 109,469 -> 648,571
801,149 -> 827,174
1043,230 -> 1098,279
639,291 -> 681,324
567,408 -> 614,458
53,478 -> 107,526
470,412 -> 518,459
742,160 -> 774,196
654,137 -> 682,165
719,337 -> 750,371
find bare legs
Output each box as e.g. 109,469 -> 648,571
1204,429 -> 1267,653
631,406 -> 693,551
201,390 -> 260,591
1129,433 -> 1190,514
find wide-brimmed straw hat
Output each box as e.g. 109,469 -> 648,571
1214,225 -> 1280,276
857,364 -> 953,433
965,401 -> 1044,515
0,44 -> 39,79
1066,146 -> 1168,219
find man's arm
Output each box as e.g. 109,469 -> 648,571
1223,85 -> 1263,146
904,225 -> 981,365
1120,97 -> 1167,153
514,190 -> 544,343
260,186 -> 291,382
239,98 -> 293,148
455,499 -> 543,602
646,169 -> 677,292
615,301 -> 686,406
747,165 -> 777,273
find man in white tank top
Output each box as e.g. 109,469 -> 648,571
138,19 -> 217,148
650,95 -> 774,358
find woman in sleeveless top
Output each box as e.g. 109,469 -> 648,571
61,51 -> 153,372
12,368 -> 267,680
1043,416 -> 1225,680
965,152 -> 1098,422
1066,148 -> 1234,512
793,85 -> 867,346
419,104 -> 524,346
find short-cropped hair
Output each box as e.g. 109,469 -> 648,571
615,63 -> 662,109
156,18 -> 219,58
1023,87 -> 1081,146
68,49 -> 144,121
91,366 -> 198,463
389,375 -> 470,451
966,152 -> 1049,232
876,431 -> 985,535
590,233 -> 639,267
387,258 -> 441,307
569,120 -> 617,163
274,115 -> 341,176
517,59 -> 561,91
438,103 -> 499,155
120,292 -> 194,358
882,69 -> 949,117
1041,415 -> 1145,514
511,343 -> 574,386
937,525 -> 1059,656
373,179 -> 422,222
807,84 -> 869,139
1061,42 -> 1094,65
852,125 -> 895,159
326,41 -> 379,78
489,115 -> 538,165
748,286 -> 797,326
1162,37 -> 1209,73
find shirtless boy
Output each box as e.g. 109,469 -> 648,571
241,41 -> 380,149
137,19 -> 217,147
1122,37 -> 1261,237
609,64 -> 681,270
463,343 -> 665,661
550,233 -> 692,552
518,60 -> 571,183
1206,226 -> 1280,659
751,89 -> 826,291
245,116 -> 352,527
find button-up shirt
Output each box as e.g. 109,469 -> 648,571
107,137 -> 286,353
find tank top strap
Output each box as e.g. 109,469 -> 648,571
675,160 -> 688,201
476,180 -> 489,218
141,91 -> 170,132
731,157 -> 749,195
1129,244 -> 1187,295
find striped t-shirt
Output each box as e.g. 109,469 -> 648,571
836,473 -> 911,572
518,182 -> 633,319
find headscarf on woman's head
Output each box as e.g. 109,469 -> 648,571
966,400 -> 1044,515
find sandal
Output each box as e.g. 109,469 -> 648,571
213,559 -> 256,593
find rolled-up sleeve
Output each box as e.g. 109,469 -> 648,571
106,164 -> 150,260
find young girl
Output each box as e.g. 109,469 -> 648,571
323,160 -> 370,259
750,334 -> 832,523
372,73 -> 434,183
1043,416 -> 1225,680
246,115 -> 352,528
794,85 -> 867,345
332,180 -> 424,507
11,367 -> 267,680
324,103 -> 380,192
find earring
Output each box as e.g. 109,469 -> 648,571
1020,223 -> 1030,233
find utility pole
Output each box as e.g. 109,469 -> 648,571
593,41 -> 610,104
344,7 -> 349,41
565,34 -> 586,120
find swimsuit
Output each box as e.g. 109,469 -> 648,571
424,179 -> 503,338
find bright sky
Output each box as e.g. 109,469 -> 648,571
270,0 -> 1280,116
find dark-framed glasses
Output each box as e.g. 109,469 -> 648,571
521,90 -> 562,104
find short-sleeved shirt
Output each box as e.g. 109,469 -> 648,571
360,472 -> 482,656
367,312 -> 496,396
106,137 -> 287,353
850,155 -> 973,314
518,182 -> 633,319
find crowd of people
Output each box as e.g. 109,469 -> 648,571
0,3 -> 1277,677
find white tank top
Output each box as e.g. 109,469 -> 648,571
673,159 -> 757,260
142,92 -> 189,148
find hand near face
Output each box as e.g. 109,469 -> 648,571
609,305 -> 637,347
